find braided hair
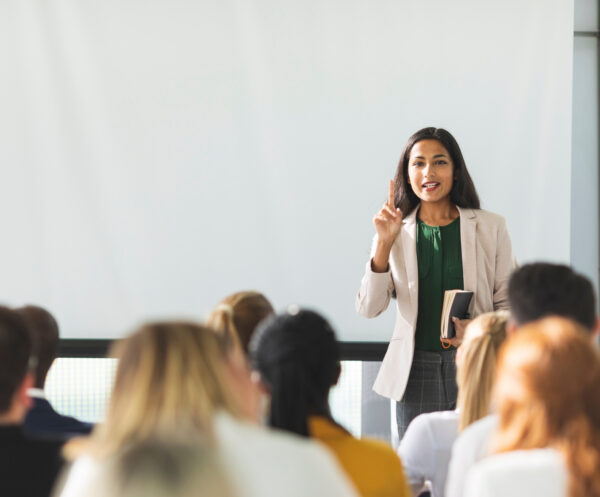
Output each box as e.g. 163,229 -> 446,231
249,309 -> 340,437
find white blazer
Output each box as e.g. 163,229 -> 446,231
356,206 -> 516,401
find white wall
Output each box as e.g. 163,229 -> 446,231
0,0 -> 574,339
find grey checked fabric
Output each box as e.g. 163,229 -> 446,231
396,349 -> 458,440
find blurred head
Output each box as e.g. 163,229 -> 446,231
393,127 -> 480,214
250,309 -> 340,437
85,439 -> 234,497
0,306 -> 33,419
207,291 -> 274,355
15,305 -> 59,389
508,263 -> 597,333
94,322 -> 243,456
455,311 -> 509,431
493,317 -> 600,497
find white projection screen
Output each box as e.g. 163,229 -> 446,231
0,0 -> 573,340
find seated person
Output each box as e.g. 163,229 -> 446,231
56,321 -> 358,497
207,291 -> 274,355
0,306 -> 64,497
464,317 -> 600,497
17,305 -> 92,438
398,311 -> 508,497
250,308 -> 410,497
445,262 -> 600,497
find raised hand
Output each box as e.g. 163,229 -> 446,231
373,180 -> 403,245
371,180 -> 403,273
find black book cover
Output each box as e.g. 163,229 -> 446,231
441,290 -> 474,338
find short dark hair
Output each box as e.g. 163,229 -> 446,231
0,306 -> 32,413
508,263 -> 597,331
16,306 -> 59,388
393,127 -> 480,214
249,309 -> 339,437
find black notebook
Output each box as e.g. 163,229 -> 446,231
440,290 -> 474,339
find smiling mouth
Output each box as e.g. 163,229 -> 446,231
422,182 -> 440,191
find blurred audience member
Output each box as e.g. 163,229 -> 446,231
446,263 -> 599,497
16,305 -> 93,439
464,317 -> 600,497
0,306 -> 64,497
208,291 -> 274,355
250,308 -> 409,497
506,263 -> 598,334
398,311 -> 508,497
74,440 -> 235,497
57,322 -> 358,497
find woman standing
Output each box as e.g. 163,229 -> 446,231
356,127 -> 516,438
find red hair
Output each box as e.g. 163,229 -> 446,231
492,317 -> 600,497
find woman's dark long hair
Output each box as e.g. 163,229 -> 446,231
249,309 -> 339,437
394,127 -> 480,214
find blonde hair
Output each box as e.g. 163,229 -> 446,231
456,311 -> 509,431
92,322 -> 241,457
85,439 -> 234,497
492,317 -> 600,497
207,291 -> 273,354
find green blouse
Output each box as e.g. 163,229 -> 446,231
415,216 -> 464,352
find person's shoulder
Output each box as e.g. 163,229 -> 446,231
462,414 -> 498,436
26,402 -> 93,438
406,410 -> 458,437
214,413 -> 358,497
453,414 -> 498,456
351,435 -> 398,461
215,412 -> 345,469
25,435 -> 64,453
476,448 -> 564,471
415,409 -> 459,423
216,412 -> 313,452
465,208 -> 506,226
465,449 -> 566,497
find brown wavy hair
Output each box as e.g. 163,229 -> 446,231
207,291 -> 274,354
492,317 -> 600,497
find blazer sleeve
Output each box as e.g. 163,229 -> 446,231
492,217 -> 517,311
355,235 -> 395,318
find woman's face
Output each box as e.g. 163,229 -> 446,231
407,139 -> 455,204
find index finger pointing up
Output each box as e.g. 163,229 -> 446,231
388,179 -> 396,208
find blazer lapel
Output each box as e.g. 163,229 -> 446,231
458,207 -> 477,302
401,208 -> 419,308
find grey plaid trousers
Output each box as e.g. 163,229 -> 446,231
396,349 -> 458,440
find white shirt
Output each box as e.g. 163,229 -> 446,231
27,388 -> 46,400
213,412 -> 358,497
57,412 -> 359,497
464,449 -> 567,497
445,414 -> 497,497
397,410 -> 459,497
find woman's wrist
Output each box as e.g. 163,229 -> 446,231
371,240 -> 394,272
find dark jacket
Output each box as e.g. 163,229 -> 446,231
24,397 -> 93,439
0,425 -> 64,497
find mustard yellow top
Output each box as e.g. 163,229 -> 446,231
308,416 -> 410,497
